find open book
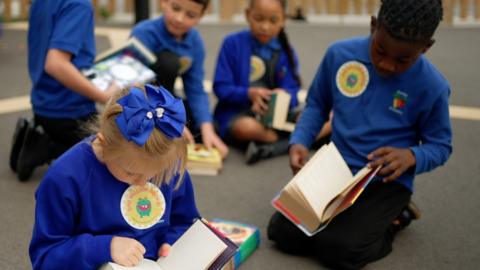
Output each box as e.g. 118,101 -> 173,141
83,37 -> 157,91
272,142 -> 381,236
186,144 -> 222,176
260,91 -> 295,132
99,219 -> 237,270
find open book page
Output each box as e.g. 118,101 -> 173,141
156,220 -> 227,270
293,143 -> 353,219
100,259 -> 162,270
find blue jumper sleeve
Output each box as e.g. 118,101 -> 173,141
29,174 -> 112,270
49,2 -> 93,57
164,173 -> 200,245
410,87 -> 452,174
182,41 -> 212,127
213,37 -> 251,107
290,49 -> 333,148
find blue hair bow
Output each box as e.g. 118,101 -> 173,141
115,84 -> 186,145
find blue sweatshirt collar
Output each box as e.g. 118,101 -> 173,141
250,31 -> 281,60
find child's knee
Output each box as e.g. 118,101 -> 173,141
267,212 -> 311,255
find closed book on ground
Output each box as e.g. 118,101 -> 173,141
210,219 -> 260,269
83,37 -> 156,91
272,142 -> 381,236
99,219 -> 237,270
260,91 -> 295,132
187,144 -> 222,176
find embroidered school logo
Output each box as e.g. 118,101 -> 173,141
249,55 -> 266,82
178,56 -> 192,75
121,182 -> 165,229
336,61 -> 369,97
389,90 -> 408,114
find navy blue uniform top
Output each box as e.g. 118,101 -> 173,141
131,17 -> 212,127
29,138 -> 200,269
291,37 -> 452,192
213,30 -> 301,137
28,0 -> 97,118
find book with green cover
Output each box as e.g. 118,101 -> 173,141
210,219 -> 260,269
259,91 -> 295,132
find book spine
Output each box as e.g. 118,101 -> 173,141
235,229 -> 260,267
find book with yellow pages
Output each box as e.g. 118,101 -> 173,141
187,144 -> 222,176
271,142 -> 381,236
99,219 -> 237,270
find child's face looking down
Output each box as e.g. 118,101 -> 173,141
369,17 -> 433,77
162,0 -> 204,40
105,151 -> 161,186
246,0 -> 286,44
94,138 -> 162,186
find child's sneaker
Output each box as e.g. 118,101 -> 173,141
16,122 -> 51,181
245,141 -> 263,165
9,117 -> 29,172
392,201 -> 421,232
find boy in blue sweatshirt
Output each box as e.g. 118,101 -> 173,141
131,0 -> 228,158
268,0 -> 452,269
10,0 -> 117,181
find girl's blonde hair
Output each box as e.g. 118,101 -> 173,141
92,86 -> 187,187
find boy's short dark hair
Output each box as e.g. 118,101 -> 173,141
191,0 -> 210,11
378,0 -> 443,42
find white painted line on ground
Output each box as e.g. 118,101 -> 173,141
1,93 -> 479,122
0,95 -> 30,114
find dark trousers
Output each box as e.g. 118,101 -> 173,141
268,181 -> 411,270
34,113 -> 96,159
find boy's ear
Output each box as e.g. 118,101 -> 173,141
370,16 -> 378,35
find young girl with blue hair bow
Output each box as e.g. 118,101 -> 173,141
29,85 -> 200,269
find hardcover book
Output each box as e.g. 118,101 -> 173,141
260,91 -> 295,132
187,144 -> 222,176
209,219 -> 260,269
83,37 -> 157,91
99,219 -> 237,270
272,142 -> 381,236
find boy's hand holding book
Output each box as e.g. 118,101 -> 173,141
289,144 -> 309,175
367,146 -> 416,182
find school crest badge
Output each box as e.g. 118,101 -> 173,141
389,90 -> 408,114
121,182 -> 165,229
249,55 -> 266,82
178,56 -> 192,75
336,61 -> 369,97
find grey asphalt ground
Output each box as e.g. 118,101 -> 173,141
0,22 -> 479,270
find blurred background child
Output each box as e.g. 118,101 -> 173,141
212,0 -> 301,164
10,0 -> 118,181
131,0 -> 228,158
